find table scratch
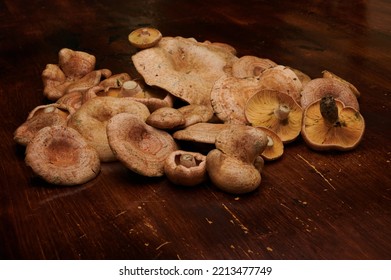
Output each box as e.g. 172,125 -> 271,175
222,203 -> 249,234
297,154 -> 336,190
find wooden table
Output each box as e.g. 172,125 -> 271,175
1,0 -> 390,260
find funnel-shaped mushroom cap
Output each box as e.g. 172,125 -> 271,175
232,55 -> 277,78
25,125 -> 100,185
68,96 -> 150,162
302,97 -> 365,151
146,107 -> 185,130
255,126 -> 284,161
107,113 -> 178,177
245,90 -> 303,143
322,70 -> 360,98
131,36 -> 237,109
301,78 -> 359,110
258,65 -> 303,103
14,104 -> 70,146
58,48 -> 96,81
210,75 -> 263,124
128,27 -> 162,49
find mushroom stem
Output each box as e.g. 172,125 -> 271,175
266,136 -> 274,147
274,104 -> 291,120
120,80 -> 143,97
320,95 -> 339,124
179,153 -> 197,168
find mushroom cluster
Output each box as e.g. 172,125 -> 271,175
14,27 -> 365,194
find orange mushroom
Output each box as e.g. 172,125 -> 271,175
255,126 -> 284,161
128,27 -> 162,49
231,55 -> 277,78
25,125 -> 100,185
245,89 -> 303,143
301,95 -> 365,151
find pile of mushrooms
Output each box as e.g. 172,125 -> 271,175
14,27 -> 365,194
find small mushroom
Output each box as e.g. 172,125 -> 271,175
245,89 -> 303,143
118,80 -> 144,97
25,125 -> 100,185
14,103 -> 70,146
255,126 -> 284,161
146,107 -> 186,130
300,77 -> 359,110
231,55 -> 277,78
128,27 -> 162,49
107,113 -> 178,177
67,96 -> 150,162
206,125 -> 268,194
177,104 -> 214,127
164,150 -> 207,186
301,95 -> 365,151
322,70 -> 360,98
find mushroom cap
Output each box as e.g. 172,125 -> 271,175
67,96 -> 150,162
232,55 -> 277,78
245,89 -> 303,143
56,91 -> 83,115
206,149 -> 261,194
173,123 -> 233,144
107,113 -> 179,177
255,126 -> 284,161
257,65 -> 303,104
25,125 -> 100,185
58,48 -> 96,81
14,104 -> 70,146
210,75 -> 263,124
128,27 -> 162,49
131,36 -> 238,109
164,150 -> 207,187
288,66 -> 312,89
301,98 -> 365,151
300,77 -> 359,110
146,107 -> 186,129
177,104 -> 214,127
322,70 -> 360,98
215,125 -> 268,163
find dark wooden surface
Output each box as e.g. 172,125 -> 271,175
1,0 -> 390,260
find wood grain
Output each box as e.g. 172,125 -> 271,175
0,0 -> 390,260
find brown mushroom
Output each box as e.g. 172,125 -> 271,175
14,103 -> 70,146
255,127 -> 284,161
322,70 -> 360,98
300,77 -> 359,110
164,150 -> 207,186
131,36 -> 238,110
146,107 -> 186,129
301,95 -> 365,151
58,48 -> 96,81
245,89 -> 303,143
25,125 -> 100,185
173,122 -> 233,144
210,75 -> 263,124
56,91 -> 83,115
257,65 -> 303,104
107,113 -> 178,177
67,96 -> 150,162
128,27 -> 163,49
177,104 -> 214,127
231,55 -> 277,78
206,125 -> 268,194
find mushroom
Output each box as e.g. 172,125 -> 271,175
300,77 -> 359,110
206,125 -> 268,194
107,113 -> 178,177
164,150 -> 207,186
210,75 -> 263,124
67,96 -> 150,162
231,55 -> 277,78
58,48 -> 96,81
301,95 -> 365,151
56,91 -> 83,115
245,89 -> 303,143
25,125 -> 100,185
14,103 -> 70,146
146,107 -> 186,130
257,65 -> 303,104
128,27 -> 163,49
322,70 -> 360,98
131,36 -> 238,110
173,122 -> 233,144
255,127 -> 284,161
177,104 -> 214,127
